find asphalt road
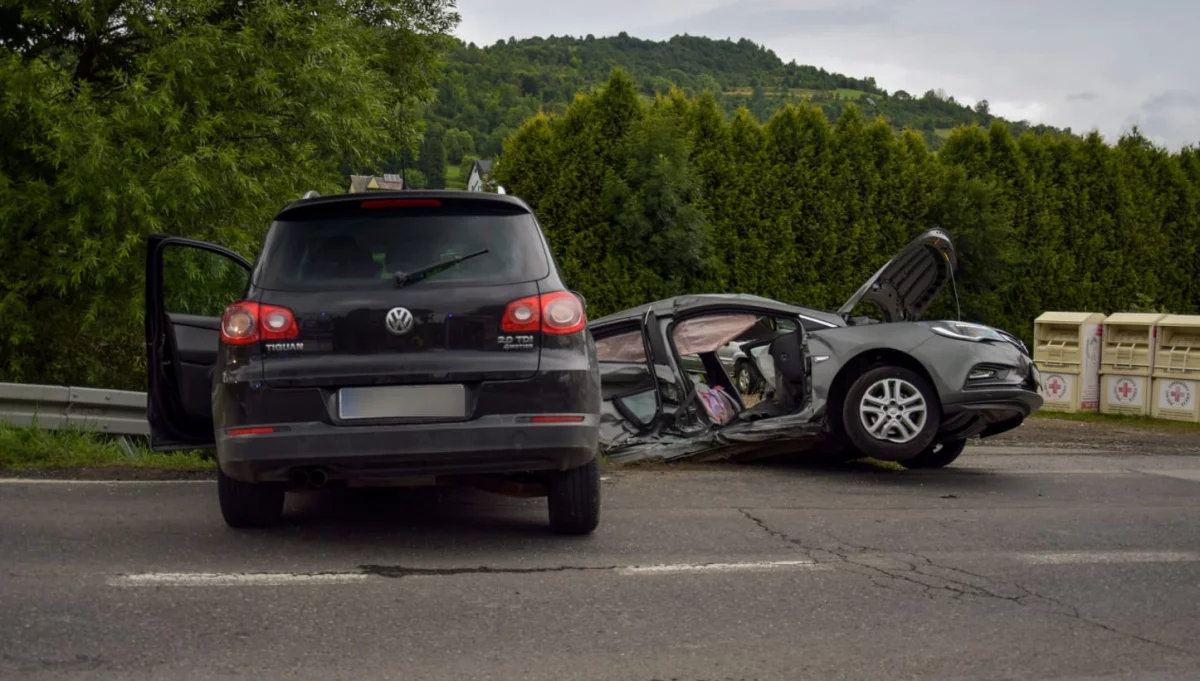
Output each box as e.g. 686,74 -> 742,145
3,447 -> 1200,681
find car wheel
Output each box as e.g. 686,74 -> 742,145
734,359 -> 764,394
904,439 -> 967,469
218,468 -> 285,528
547,457 -> 600,535
841,365 -> 940,461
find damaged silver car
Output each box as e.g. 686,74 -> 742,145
591,229 -> 1043,467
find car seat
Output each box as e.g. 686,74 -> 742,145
735,331 -> 806,421
768,331 -> 807,412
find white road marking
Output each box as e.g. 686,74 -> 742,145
0,478 -> 209,485
108,551 -> 1200,587
109,572 -> 369,587
619,560 -> 825,575
111,561 -> 829,587
1137,470 -> 1200,483
1018,551 -> 1200,565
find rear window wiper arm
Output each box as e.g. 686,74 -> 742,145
393,248 -> 490,288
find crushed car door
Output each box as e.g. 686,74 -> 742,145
145,235 -> 253,450
596,320 -> 661,435
595,307 -> 697,442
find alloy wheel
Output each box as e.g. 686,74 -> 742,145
858,377 -> 928,444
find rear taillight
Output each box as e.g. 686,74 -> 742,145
540,291 -> 586,335
259,304 -> 299,340
220,302 -> 299,345
501,292 -> 586,335
220,303 -> 258,345
502,296 -> 542,333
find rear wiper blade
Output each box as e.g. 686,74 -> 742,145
393,248 -> 489,288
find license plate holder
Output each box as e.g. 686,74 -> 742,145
337,385 -> 466,420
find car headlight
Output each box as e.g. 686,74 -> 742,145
924,321 -> 1009,343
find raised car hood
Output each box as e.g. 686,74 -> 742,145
837,228 -> 957,323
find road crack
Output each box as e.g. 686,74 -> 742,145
737,508 -> 1197,657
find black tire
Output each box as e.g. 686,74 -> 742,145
218,468 -> 285,528
904,439 -> 967,469
734,359 -> 764,394
547,457 -> 600,535
841,365 -> 940,461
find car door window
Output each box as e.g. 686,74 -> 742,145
668,314 -> 808,415
162,245 -> 250,318
596,327 -> 658,429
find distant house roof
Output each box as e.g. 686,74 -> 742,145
469,159 -> 494,182
468,160 -> 495,192
348,174 -> 405,193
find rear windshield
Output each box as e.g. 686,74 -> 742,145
254,202 -> 550,290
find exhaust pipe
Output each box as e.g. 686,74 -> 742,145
308,468 -> 328,488
289,468 -> 309,486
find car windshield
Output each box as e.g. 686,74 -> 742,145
254,204 -> 549,291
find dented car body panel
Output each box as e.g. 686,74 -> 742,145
590,230 -> 1042,464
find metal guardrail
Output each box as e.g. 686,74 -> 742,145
0,382 -> 149,436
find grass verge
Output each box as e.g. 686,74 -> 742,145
1029,410 -> 1200,433
0,424 -> 216,471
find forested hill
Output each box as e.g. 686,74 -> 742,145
427,33 -> 1065,160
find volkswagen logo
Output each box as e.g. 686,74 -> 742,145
385,307 -> 415,336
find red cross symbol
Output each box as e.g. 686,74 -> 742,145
1116,381 -> 1134,400
1047,377 -> 1065,398
1170,384 -> 1187,406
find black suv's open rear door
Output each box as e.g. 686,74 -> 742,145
145,235 -> 252,450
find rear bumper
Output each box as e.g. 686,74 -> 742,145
938,389 -> 1043,442
216,414 -> 599,483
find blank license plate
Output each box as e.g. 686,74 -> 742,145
338,385 -> 465,420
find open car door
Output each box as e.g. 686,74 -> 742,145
145,235 -> 253,450
595,310 -> 665,435
596,307 -> 701,438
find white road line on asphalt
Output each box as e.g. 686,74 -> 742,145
107,551 -> 1200,587
0,478 -> 209,485
109,572 -> 369,587
110,561 -> 830,587
1137,470 -> 1200,483
618,560 -> 826,575
1018,551 -> 1200,565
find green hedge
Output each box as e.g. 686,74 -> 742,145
496,70 -> 1200,342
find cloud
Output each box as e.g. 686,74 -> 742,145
1130,91 -> 1200,147
1067,92 -> 1099,102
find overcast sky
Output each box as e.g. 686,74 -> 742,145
455,0 -> 1200,150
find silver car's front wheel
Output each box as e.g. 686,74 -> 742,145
841,365 -> 940,461
858,378 -> 928,444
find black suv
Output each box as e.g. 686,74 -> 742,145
145,192 -> 601,534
